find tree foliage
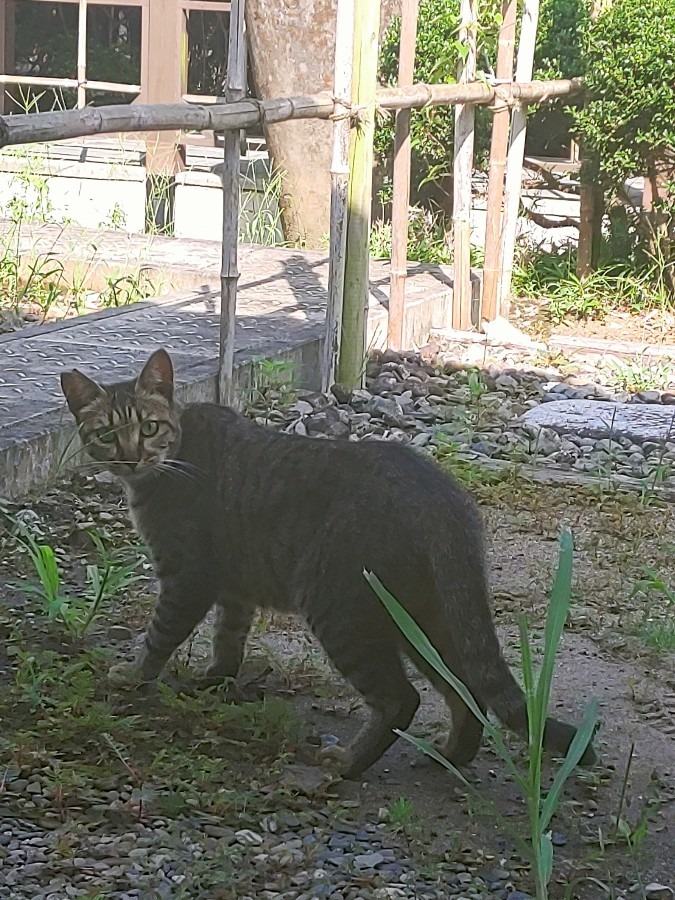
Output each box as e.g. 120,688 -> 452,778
574,0 -> 675,188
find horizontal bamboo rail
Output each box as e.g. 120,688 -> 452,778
0,78 -> 583,147
0,74 -> 141,94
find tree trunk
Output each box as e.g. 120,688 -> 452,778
245,0 -> 401,248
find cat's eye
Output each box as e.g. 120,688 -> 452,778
96,427 -> 116,444
140,420 -> 159,437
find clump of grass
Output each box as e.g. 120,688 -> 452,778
629,566 -> 675,652
367,526 -> 598,900
512,245 -> 672,323
9,519 -> 145,637
245,356 -> 298,415
98,271 -> 157,308
370,205 -> 452,265
603,357 -> 675,394
239,162 -> 286,247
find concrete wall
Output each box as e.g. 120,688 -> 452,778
0,146 -> 281,244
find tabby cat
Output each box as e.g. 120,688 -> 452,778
60,348 -> 596,778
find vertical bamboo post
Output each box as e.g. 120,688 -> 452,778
576,1 -> 607,280
496,0 -> 540,318
322,0 -> 355,393
479,0 -> 517,326
451,0 -> 477,331
218,0 -> 246,407
387,0 -> 419,351
336,0 -> 381,389
577,157 -> 597,278
77,0 -> 88,109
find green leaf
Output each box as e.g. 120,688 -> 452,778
539,832 -> 554,886
540,698 -> 598,832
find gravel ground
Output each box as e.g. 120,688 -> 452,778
2,347 -> 675,899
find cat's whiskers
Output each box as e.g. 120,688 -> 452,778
155,459 -> 203,482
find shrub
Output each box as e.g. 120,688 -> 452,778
574,0 -> 675,294
575,0 -> 675,190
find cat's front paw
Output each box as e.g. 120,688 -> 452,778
108,660 -> 154,689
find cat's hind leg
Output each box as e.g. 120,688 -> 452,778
312,621 -> 420,779
406,647 -> 486,767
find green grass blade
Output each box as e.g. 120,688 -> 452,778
540,698 -> 599,832
366,570 -> 490,728
536,528 -> 574,716
539,832 -> 554,888
519,614 -> 547,762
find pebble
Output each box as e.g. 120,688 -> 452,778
266,347 -> 675,491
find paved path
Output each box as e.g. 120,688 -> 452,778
0,223 -> 454,499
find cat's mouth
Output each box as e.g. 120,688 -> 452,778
108,458 -> 159,478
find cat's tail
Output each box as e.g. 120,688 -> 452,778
470,652 -> 596,766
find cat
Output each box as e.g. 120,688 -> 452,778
60,348 -> 596,778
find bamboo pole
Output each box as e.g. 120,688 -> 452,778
322,0 -> 355,393
451,0 -> 477,331
0,74 -> 140,93
0,79 -> 583,147
577,158 -> 597,278
336,0 -> 381,389
218,0 -> 246,407
480,0 -> 517,325
77,0 -> 87,109
496,0 -> 541,318
387,0 -> 419,351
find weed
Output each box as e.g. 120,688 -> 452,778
512,245 -> 672,323
370,205 -> 452,265
383,796 -> 417,834
100,202 -> 127,231
239,162 -> 285,247
98,271 -> 157,308
604,357 -> 675,394
246,356 -> 298,414
11,522 -> 145,637
0,150 -> 54,223
367,526 -> 598,900
629,567 -> 675,651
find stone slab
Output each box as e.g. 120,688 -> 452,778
521,399 -> 675,444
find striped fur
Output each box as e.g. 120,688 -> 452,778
60,349 -> 596,778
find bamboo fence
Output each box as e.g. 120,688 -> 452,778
386,0 -> 419,352
0,79 -> 582,148
451,0 -> 478,331
0,26 -> 583,395
218,0 -> 247,407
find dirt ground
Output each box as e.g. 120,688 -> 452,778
510,296 -> 675,347
1,467 -> 674,897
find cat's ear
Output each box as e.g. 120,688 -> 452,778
137,348 -> 174,401
60,369 -> 106,419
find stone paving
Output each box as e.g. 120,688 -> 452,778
0,223 -> 454,499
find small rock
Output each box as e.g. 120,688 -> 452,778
235,829 -> 264,846
495,374 -> 519,391
354,851 -> 385,868
366,396 -> 406,428
108,625 -> 133,642
331,384 -> 353,405
644,885 -> 674,899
